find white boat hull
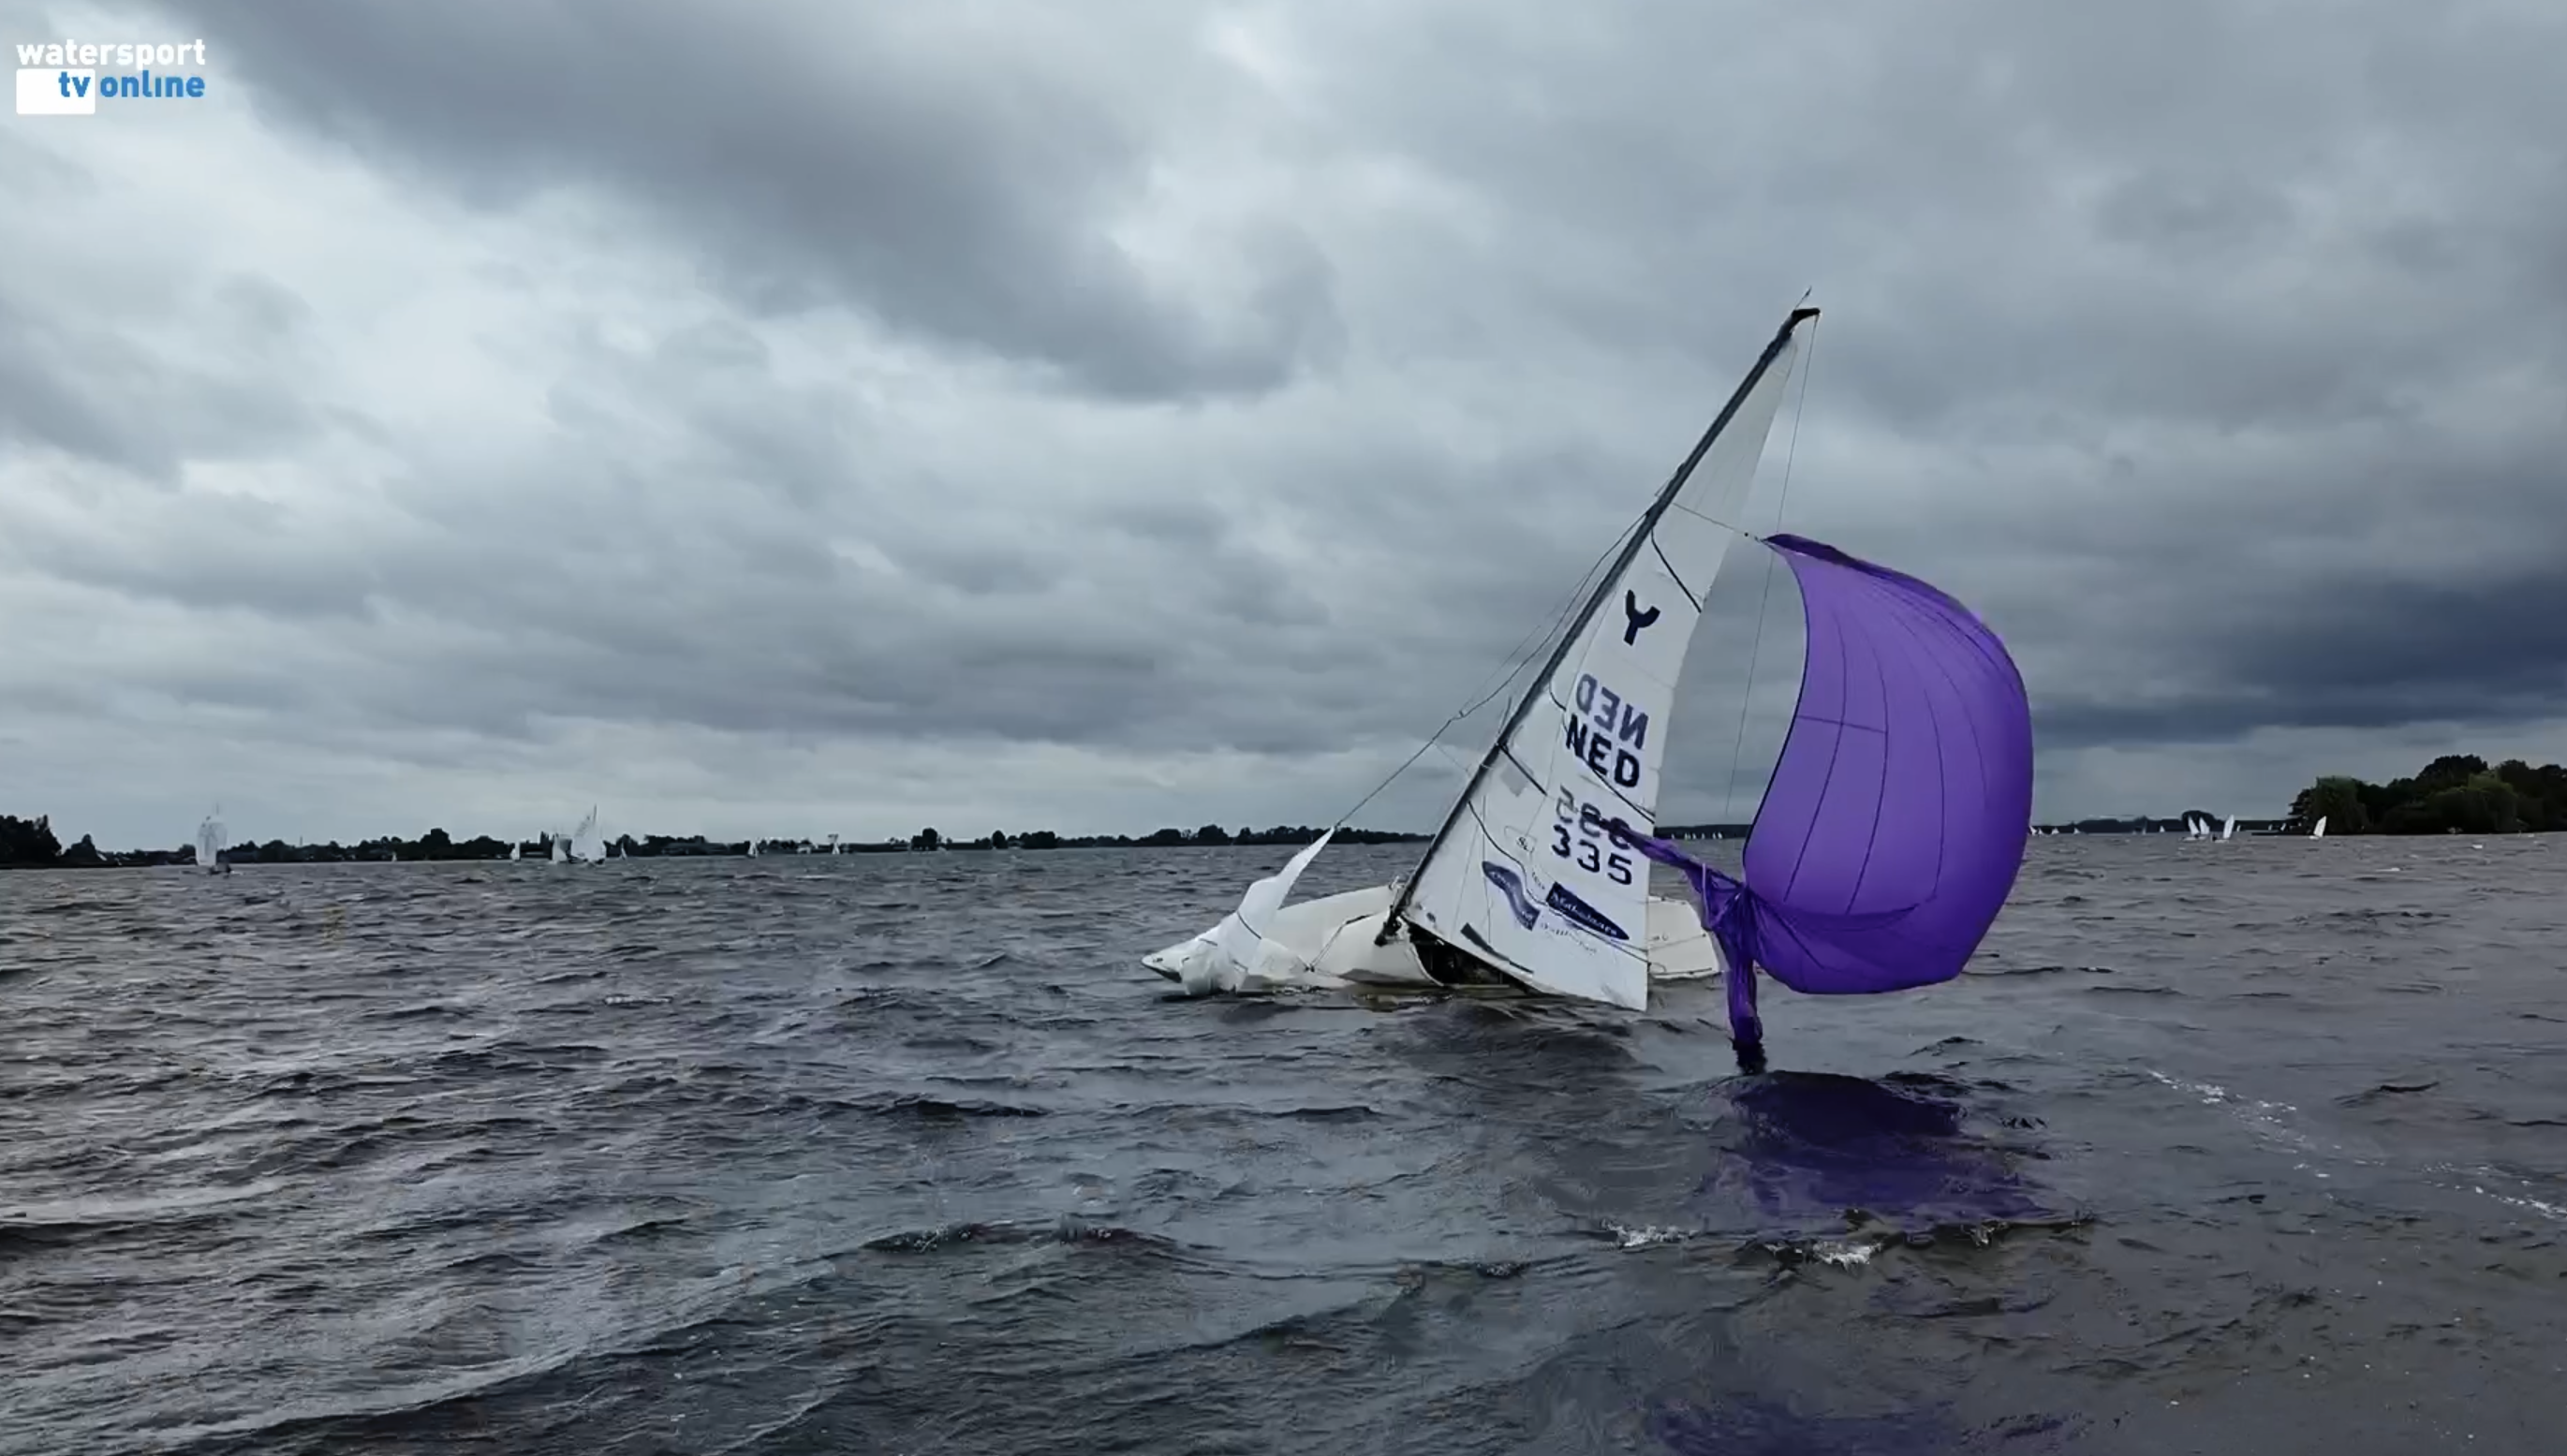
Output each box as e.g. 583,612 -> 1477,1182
1141,880 -> 1723,1000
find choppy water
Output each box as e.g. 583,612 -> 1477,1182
2,836 -> 2562,1454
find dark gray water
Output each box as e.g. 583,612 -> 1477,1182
3,836 -> 2561,1454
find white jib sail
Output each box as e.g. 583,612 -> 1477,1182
1164,831 -> 1336,995
1393,325 -> 1809,1010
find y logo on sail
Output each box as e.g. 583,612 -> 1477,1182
1620,590 -> 1660,645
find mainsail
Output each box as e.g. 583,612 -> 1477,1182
1615,534 -> 2035,1060
1381,308 -> 1817,1008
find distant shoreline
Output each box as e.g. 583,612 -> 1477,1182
2,816 -> 1439,870
6,810 -> 1838,870
10,748 -> 2561,872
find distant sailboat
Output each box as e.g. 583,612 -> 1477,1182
196,806 -> 231,875
2312,816 -> 2329,839
509,840 -> 522,861
567,806 -> 606,864
2220,816 -> 2237,841
746,837 -> 761,858
1141,305 -> 2036,1054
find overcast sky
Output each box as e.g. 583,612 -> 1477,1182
5,0 -> 2562,849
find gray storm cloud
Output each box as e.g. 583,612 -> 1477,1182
1,0 -> 2561,846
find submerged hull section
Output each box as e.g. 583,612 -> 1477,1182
1141,881 -> 1724,997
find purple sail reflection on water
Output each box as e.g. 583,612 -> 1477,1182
1618,533 -> 2035,1053
1698,1072 -> 2057,1228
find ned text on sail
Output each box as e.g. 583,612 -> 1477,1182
1564,672 -> 1648,790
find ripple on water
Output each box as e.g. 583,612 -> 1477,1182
0,837 -> 2561,1453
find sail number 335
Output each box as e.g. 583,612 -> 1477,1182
1551,789 -> 1635,884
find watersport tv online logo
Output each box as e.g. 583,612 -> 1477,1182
16,37 -> 210,115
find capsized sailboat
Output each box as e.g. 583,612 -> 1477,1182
1144,306 -> 1816,1005
1142,306 -> 2036,1021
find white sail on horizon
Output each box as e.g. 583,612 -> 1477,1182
566,806 -> 605,863
195,805 -> 229,874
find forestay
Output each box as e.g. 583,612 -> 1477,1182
1391,314 -> 1813,1009
1616,534 -> 2035,1052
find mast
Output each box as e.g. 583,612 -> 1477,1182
1377,304 -> 1820,944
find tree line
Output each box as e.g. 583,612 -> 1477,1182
0,816 -> 1431,869
2289,754 -> 2567,835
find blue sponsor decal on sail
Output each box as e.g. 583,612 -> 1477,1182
1544,881 -> 1630,941
1480,861 -> 1542,930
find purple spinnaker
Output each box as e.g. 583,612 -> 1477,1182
1615,533 -> 2034,1052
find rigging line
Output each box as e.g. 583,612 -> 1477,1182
1720,306 -> 1823,824
1663,499 -> 1761,536
1457,516 -> 1639,717
1334,518 -> 1640,830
